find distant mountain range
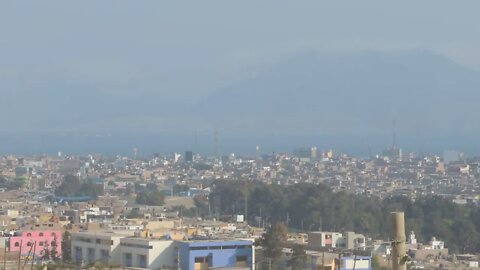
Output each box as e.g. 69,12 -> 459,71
193,50 -> 480,137
2,50 -> 480,154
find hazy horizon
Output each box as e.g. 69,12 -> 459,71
2,1 -> 480,155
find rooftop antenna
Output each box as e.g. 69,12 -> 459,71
133,147 -> 138,160
214,127 -> 219,158
194,130 -> 198,154
392,119 -> 397,149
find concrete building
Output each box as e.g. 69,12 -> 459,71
177,239 -> 254,270
308,231 -> 366,250
340,256 -> 371,270
9,230 -> 62,259
119,237 -> 176,269
308,232 -> 343,249
71,231 -> 123,265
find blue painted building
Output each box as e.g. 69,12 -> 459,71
177,239 -> 254,270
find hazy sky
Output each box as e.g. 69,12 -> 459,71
2,1 -> 480,102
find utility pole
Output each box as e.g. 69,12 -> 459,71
214,127 -> 219,159
30,241 -> 36,270
244,181 -> 248,224
177,247 -> 180,270
337,253 -> 341,270
322,251 -> 325,269
17,240 -> 22,270
391,212 -> 407,270
3,242 -> 6,270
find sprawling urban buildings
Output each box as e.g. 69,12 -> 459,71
0,147 -> 478,269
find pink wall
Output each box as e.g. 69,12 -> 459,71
9,230 -> 62,259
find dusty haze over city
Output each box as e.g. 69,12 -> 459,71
1,1 -> 480,155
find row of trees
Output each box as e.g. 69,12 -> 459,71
134,183 -> 165,206
209,180 -> 480,253
55,175 -> 104,198
0,176 -> 26,190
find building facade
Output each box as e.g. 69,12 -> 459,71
177,240 -> 254,270
71,232 -> 123,265
119,237 -> 176,269
9,230 -> 62,259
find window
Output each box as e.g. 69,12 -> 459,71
124,253 -> 132,267
51,232 -> 56,237
194,256 -> 211,270
236,255 -> 247,262
39,242 -> 44,246
236,255 -> 248,267
27,242 -> 32,247
87,248 -> 95,263
14,242 -> 19,247
74,246 -> 83,262
100,249 -> 109,262
39,233 -> 44,237
26,233 -> 32,237
51,241 -> 56,246
195,257 -> 206,263
138,254 -> 147,268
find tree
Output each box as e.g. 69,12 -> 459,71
287,244 -> 307,270
210,180 -> 480,253
55,175 -> 81,197
61,231 -> 71,262
135,190 -> 165,206
55,175 -> 104,198
260,222 -> 288,260
50,234 -> 59,261
173,184 -> 189,194
371,255 -> 389,270
41,241 -> 51,261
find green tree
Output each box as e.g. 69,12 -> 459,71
55,175 -> 103,198
260,222 -> 288,259
61,231 -> 71,262
210,180 -> 480,253
173,184 -> 189,194
287,244 -> 307,270
55,175 -> 81,196
135,185 -> 165,206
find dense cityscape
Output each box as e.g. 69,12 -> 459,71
3,1 -> 480,270
0,143 -> 479,269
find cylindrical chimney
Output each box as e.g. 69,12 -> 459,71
391,212 -> 407,270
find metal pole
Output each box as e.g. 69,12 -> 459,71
21,241 -> 34,270
390,212 -> 407,270
17,240 -> 22,270
30,242 -> 36,270
322,251 -> 325,269
337,253 -> 341,270
4,242 -> 7,270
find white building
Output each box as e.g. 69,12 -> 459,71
308,231 -> 366,250
71,231 -> 177,269
71,232 -> 124,265
119,237 -> 177,269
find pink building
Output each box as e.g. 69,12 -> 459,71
9,230 -> 62,259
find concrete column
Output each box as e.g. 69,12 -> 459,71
390,212 -> 407,270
